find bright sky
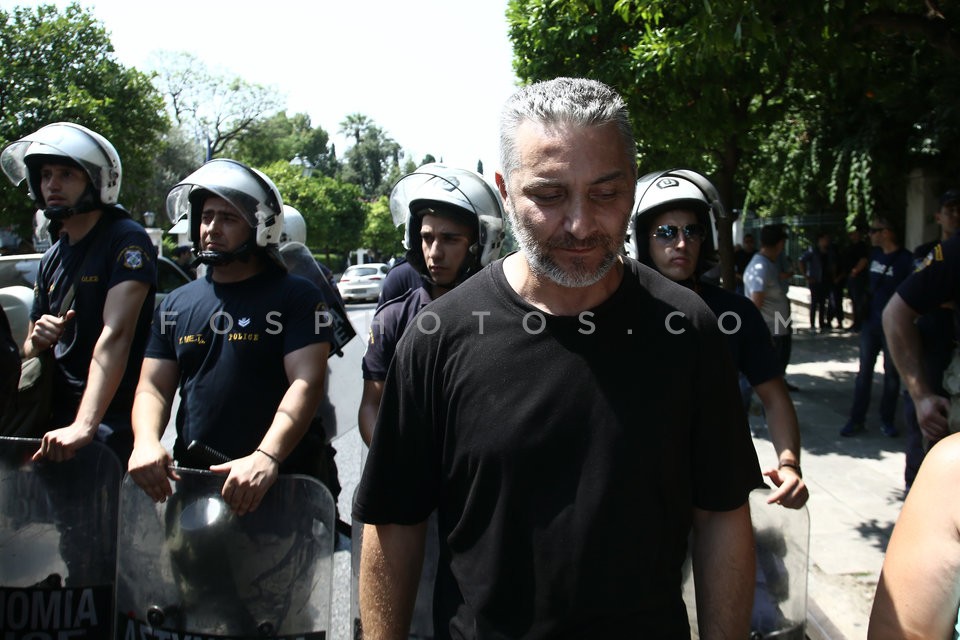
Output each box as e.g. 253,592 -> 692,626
2,0 -> 521,175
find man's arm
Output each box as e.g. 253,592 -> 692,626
882,293 -> 950,439
210,341 -> 331,515
753,377 -> 808,508
359,379 -> 385,447
128,357 -> 180,502
868,434 -> 960,639
691,503 -> 755,639
33,280 -> 150,461
749,291 -> 765,310
359,521 -> 428,640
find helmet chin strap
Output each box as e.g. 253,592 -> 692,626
195,241 -> 256,267
42,188 -> 99,221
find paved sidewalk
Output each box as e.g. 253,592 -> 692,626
761,291 -> 909,640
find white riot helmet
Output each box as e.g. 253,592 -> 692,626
1,122 -> 122,219
388,163 -> 504,286
166,158 -> 284,267
280,205 -> 307,246
626,169 -> 724,275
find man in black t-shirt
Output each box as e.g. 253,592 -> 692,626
127,159 -> 332,515
1,122 -> 157,464
354,78 -> 760,639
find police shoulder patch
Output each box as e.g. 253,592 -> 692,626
119,246 -> 148,270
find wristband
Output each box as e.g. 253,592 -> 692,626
778,461 -> 802,477
256,448 -> 280,465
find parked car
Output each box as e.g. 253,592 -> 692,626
0,252 -> 193,354
336,263 -> 389,303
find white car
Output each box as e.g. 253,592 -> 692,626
336,263 -> 389,303
0,252 -> 193,354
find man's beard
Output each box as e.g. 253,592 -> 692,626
509,205 -> 627,288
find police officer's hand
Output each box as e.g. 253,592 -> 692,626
763,466 -> 809,509
211,450 -> 279,516
915,393 -> 951,442
28,310 -> 76,352
128,440 -> 178,503
32,422 -> 96,463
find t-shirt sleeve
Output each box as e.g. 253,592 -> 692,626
106,226 -> 158,290
738,302 -> 780,387
361,306 -> 395,381
689,306 -> 763,511
281,279 -> 333,355
898,235 -> 960,314
145,295 -> 178,360
354,325 -> 438,525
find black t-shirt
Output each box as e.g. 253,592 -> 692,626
699,282 -> 780,387
362,286 -> 432,381
146,268 -> 332,461
354,257 -> 760,639
32,214 -> 157,425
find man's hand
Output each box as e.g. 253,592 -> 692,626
27,310 -> 76,353
914,393 -> 951,442
210,450 -> 279,516
762,466 -> 809,509
128,440 -> 179,503
32,422 -> 96,462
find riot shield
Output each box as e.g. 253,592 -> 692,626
351,485 -> 438,639
0,436 -> 122,640
682,487 -> 810,639
116,469 -> 336,639
280,241 -> 356,357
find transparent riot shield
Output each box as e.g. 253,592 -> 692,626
351,485 -> 438,639
0,436 -> 122,639
116,469 -> 336,639
682,487 -> 810,639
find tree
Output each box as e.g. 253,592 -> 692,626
147,51 -> 284,162
361,196 -> 405,260
231,111 -> 337,176
267,162 -> 367,261
0,2 -> 168,233
506,1 -> 960,285
339,118 -> 403,198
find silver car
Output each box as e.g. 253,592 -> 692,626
336,263 -> 389,303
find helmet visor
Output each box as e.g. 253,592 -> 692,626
166,159 -> 277,226
389,170 -> 475,227
1,126 -> 108,190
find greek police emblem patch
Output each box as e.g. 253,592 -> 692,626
121,246 -> 146,269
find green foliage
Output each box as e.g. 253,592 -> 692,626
338,114 -> 402,198
231,111 -> 338,177
361,196 -> 405,260
266,161 -> 368,257
0,2 -> 168,234
507,0 -> 960,276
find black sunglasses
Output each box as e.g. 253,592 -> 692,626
868,227 -> 888,234
652,224 -> 706,243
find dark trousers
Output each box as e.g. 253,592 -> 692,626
903,309 -> 955,488
847,276 -> 868,330
809,282 -> 829,329
849,322 -> 900,425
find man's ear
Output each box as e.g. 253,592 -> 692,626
495,172 -> 508,199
